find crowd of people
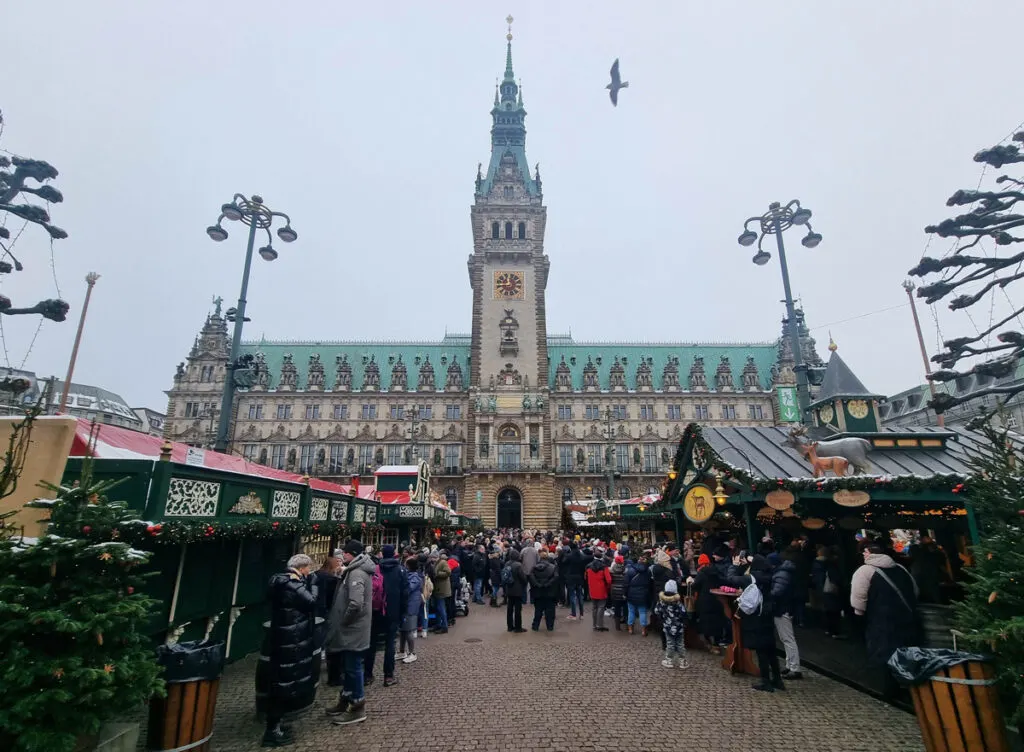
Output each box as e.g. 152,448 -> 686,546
260,526 -> 933,746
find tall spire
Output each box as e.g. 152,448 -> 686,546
476,15 -> 540,199
504,15 -> 515,81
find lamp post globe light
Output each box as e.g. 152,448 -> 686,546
208,194 -> 297,453
738,199 -> 822,426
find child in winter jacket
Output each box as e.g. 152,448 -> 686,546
653,580 -> 688,668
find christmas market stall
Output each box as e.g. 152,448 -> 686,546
374,462 -> 481,544
652,350 -> 999,690
60,420 -> 380,662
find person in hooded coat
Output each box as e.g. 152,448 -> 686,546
625,555 -> 653,636
528,550 -> 559,631
262,554 -> 318,747
325,540 -> 376,727
563,542 -> 587,620
726,554 -> 782,692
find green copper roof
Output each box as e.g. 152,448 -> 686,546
547,342 -> 779,392
238,337 -> 779,392
238,341 -> 471,391
478,39 -> 539,198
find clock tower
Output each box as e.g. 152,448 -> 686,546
465,19 -> 555,529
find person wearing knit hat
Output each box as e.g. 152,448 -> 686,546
654,577 -> 688,668
697,553 -> 711,569
381,544 -> 395,559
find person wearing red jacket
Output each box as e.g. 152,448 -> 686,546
585,549 -> 613,632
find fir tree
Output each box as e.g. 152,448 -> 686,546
0,468 -> 164,751
955,423 -> 1024,728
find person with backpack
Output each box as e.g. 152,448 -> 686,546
726,554 -> 782,692
502,548 -> 528,632
362,545 -> 408,689
430,553 -> 452,634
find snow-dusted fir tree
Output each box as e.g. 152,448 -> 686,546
955,423 -> 1024,730
0,461 -> 164,751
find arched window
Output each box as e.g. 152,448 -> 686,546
646,486 -> 659,496
445,487 -> 458,510
561,487 -> 573,503
491,222 -> 500,239
518,221 -> 526,239
504,222 -> 513,239
503,186 -> 514,199
618,486 -> 631,500
498,423 -> 520,439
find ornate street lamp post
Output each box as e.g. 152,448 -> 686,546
207,194 -> 297,453
738,200 -> 822,425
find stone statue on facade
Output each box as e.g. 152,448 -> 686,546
335,354 -> 352,390
307,353 -> 325,389
279,354 -> 297,389
418,356 -> 436,391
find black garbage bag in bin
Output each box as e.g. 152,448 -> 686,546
148,641 -> 226,751
156,640 -> 226,683
888,648 -> 1011,752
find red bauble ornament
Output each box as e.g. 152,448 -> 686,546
82,526 -> 92,534
272,521 -> 280,528
126,586 -> 134,594
146,525 -> 156,534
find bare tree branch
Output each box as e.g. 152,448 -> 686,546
909,128 -> 1024,414
0,110 -> 69,321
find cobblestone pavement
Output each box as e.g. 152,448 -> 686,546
206,603 -> 924,752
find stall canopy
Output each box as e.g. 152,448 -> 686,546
68,419 -> 377,499
702,425 -> 980,485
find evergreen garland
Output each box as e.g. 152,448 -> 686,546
954,424 -> 1024,727
69,517 -> 368,546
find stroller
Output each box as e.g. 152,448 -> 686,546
454,579 -> 472,617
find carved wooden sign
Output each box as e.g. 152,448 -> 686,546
832,489 -> 870,508
228,491 -> 265,515
765,489 -> 795,510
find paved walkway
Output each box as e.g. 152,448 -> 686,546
205,604 -> 925,752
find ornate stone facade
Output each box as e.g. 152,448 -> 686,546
164,37 -> 821,531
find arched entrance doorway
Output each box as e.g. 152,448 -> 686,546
496,487 -> 522,529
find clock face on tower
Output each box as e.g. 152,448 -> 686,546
493,270 -> 525,300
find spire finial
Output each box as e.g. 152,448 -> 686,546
504,15 -> 515,80
828,332 -> 838,352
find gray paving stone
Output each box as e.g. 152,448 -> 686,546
197,605 -> 924,751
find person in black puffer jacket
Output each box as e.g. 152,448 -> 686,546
528,551 -> 560,631
727,554 -> 782,692
264,554 -> 318,746
563,543 -> 587,619
771,557 -> 803,679
625,556 -> 653,635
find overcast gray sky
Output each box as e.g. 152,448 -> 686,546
4,1 -> 1023,410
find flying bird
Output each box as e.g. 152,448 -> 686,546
606,58 -> 629,106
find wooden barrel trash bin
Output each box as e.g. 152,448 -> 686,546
888,647 -> 1011,752
148,641 -> 226,752
255,616 -> 327,722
